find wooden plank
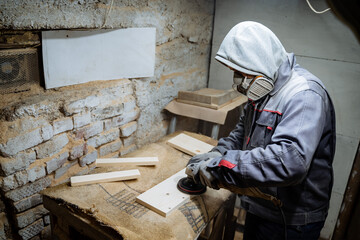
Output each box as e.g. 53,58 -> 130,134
176,95 -> 244,110
178,88 -> 240,107
135,168 -> 189,217
96,157 -> 158,167
166,133 -> 214,156
70,170 -> 140,187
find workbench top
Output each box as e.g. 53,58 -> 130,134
42,131 -> 233,240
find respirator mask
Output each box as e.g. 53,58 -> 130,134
232,72 -> 274,101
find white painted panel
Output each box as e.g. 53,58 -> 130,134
209,0 -> 360,89
320,191 -> 344,239
42,28 -> 156,89
296,56 -> 360,139
331,135 -> 359,195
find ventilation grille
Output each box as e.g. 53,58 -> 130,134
0,48 -> 39,94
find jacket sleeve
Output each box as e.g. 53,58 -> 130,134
208,90 -> 326,187
212,104 -> 247,154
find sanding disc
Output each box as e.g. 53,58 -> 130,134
177,177 -> 206,195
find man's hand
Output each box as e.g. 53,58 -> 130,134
187,151 -> 222,165
185,151 -> 222,189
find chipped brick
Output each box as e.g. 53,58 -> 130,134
46,152 -> 69,174
35,133 -> 69,159
53,118 -> 73,135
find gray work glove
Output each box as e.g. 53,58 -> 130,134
187,151 -> 222,166
185,151 -> 222,189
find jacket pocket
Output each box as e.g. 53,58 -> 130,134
250,113 -> 277,148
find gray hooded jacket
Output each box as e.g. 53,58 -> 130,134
208,22 -> 336,225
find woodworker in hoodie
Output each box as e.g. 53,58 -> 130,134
185,21 -> 336,240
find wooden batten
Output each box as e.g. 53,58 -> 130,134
166,133 -> 214,156
70,169 -> 140,187
96,157 -> 159,167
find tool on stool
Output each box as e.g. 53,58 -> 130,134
177,177 -> 206,195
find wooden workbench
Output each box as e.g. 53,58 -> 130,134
41,131 -> 236,240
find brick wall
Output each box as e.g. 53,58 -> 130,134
0,1 -> 215,239
0,80 -> 141,239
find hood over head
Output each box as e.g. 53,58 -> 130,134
215,21 -> 288,81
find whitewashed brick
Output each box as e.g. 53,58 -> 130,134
69,142 -> 87,160
5,177 -> 51,202
46,152 -> 69,174
120,121 -> 137,137
0,128 -> 43,157
73,112 -> 91,128
26,166 -> 46,183
2,166 -> 46,192
18,218 -> 44,240
53,118 -> 73,135
15,205 -> 48,228
87,129 -> 120,148
13,194 -> 43,213
54,161 -> 77,179
79,149 -> 97,167
75,121 -> 103,140
63,95 -> 100,115
35,133 -> 68,159
123,97 -> 137,112
41,124 -> 54,141
99,140 -> 122,157
9,118 -> 47,135
119,144 -> 137,156
14,100 -> 56,119
103,119 -> 112,131
14,171 -> 28,186
0,151 -> 36,176
92,101 -> 124,120
122,135 -> 135,148
2,175 -> 18,191
112,107 -> 140,127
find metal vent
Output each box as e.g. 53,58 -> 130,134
0,48 -> 39,94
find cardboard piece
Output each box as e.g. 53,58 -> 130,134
165,95 -> 247,124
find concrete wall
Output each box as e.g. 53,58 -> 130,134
0,1 -> 215,239
208,0 -> 360,239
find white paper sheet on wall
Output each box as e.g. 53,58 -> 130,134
42,28 -> 156,89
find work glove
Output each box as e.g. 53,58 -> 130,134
185,151 -> 222,189
187,151 -> 222,166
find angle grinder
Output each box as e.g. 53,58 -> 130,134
177,177 -> 206,195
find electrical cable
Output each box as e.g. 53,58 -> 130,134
306,0 -> 331,14
102,0 -> 114,28
278,205 -> 287,240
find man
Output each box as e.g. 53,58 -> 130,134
186,21 -> 336,239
